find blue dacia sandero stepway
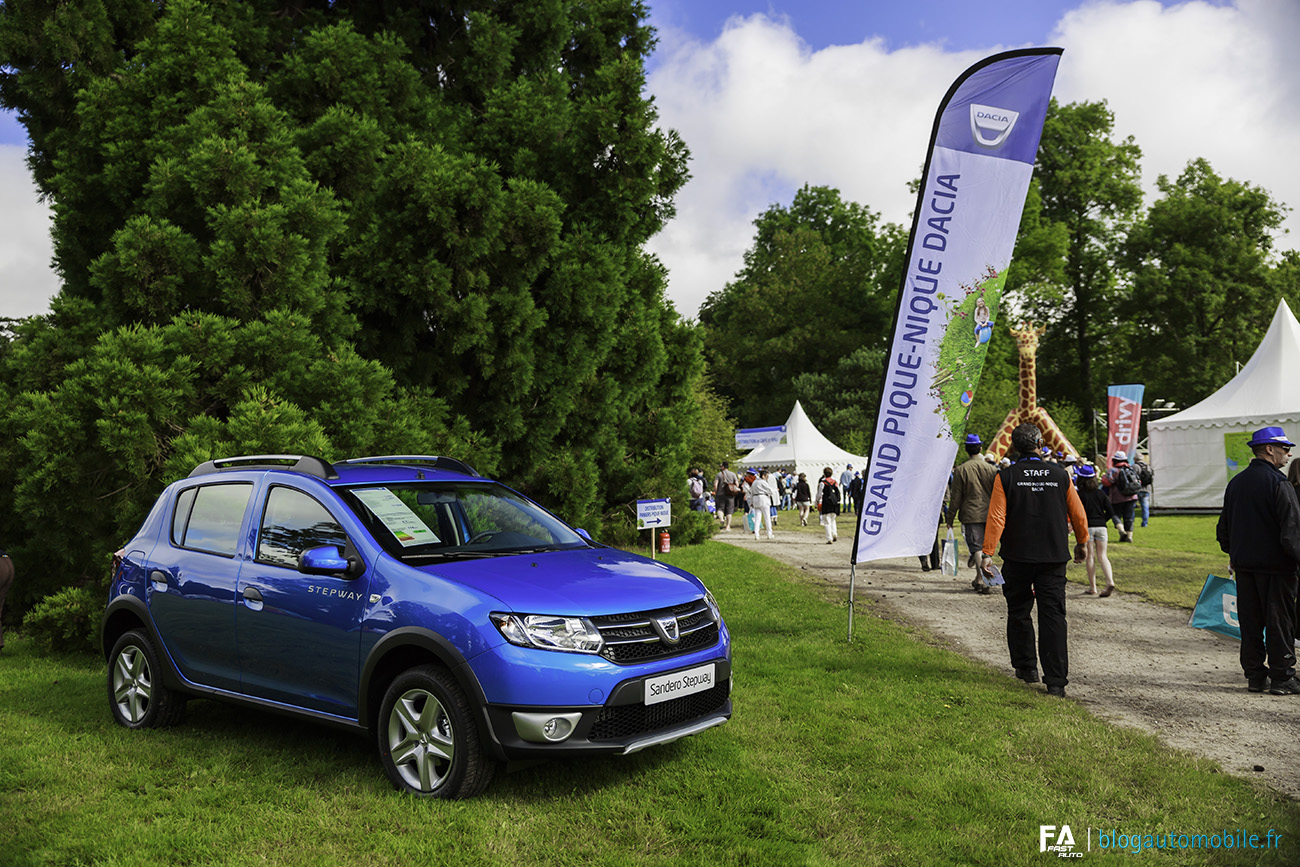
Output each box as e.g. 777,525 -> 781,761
102,455 -> 731,798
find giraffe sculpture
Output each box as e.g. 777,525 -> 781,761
986,322 -> 1080,460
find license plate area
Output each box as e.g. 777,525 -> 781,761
643,663 -> 716,706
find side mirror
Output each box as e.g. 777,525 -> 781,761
574,528 -> 594,543
299,546 -> 360,577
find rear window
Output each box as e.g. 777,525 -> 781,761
173,483 -> 252,556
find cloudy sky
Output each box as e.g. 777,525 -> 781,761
2,0 -> 1297,320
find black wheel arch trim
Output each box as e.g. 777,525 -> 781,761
359,626 -> 506,761
101,595 -> 190,695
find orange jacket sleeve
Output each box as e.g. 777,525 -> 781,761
982,474 -> 1006,556
1066,483 -> 1089,544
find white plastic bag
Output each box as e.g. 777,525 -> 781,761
941,528 -> 959,576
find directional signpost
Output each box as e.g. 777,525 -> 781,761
636,498 -> 672,559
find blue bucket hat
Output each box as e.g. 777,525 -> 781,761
1076,465 -> 1096,478
1247,426 -> 1295,448
964,434 -> 982,446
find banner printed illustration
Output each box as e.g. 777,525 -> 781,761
1106,384 -> 1145,463
853,49 -> 1062,564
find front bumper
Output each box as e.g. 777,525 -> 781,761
484,657 -> 732,758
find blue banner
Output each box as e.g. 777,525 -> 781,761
853,49 -> 1062,565
736,425 -> 787,449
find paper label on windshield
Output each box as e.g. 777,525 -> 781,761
352,488 -> 440,547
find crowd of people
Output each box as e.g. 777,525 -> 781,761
688,461 -> 859,543
691,421 -> 1298,700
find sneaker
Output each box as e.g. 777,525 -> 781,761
1046,685 -> 1066,698
1015,668 -> 1040,684
1248,677 -> 1268,693
1269,676 -> 1300,695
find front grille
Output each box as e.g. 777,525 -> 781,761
591,599 -> 720,664
588,680 -> 730,741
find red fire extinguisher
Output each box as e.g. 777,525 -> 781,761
658,531 -> 671,553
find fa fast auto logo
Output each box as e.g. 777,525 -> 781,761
970,103 -> 1020,148
1040,825 -> 1082,858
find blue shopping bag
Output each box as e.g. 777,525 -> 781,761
1188,574 -> 1240,640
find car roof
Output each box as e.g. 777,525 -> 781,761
187,455 -> 482,486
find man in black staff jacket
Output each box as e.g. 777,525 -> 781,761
981,424 -> 1088,697
1216,426 -> 1300,695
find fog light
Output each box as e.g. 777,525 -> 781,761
543,717 -> 573,741
512,711 -> 583,744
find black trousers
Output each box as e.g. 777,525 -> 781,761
1236,569 -> 1298,682
1113,500 -> 1135,534
1002,560 -> 1069,687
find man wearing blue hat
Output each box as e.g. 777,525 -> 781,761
1216,426 -> 1300,695
948,433 -> 998,593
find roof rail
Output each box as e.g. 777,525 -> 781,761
335,455 -> 480,477
188,455 -> 339,480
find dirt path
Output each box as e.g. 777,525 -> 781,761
715,525 -> 1300,799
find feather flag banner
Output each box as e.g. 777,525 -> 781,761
852,49 -> 1062,565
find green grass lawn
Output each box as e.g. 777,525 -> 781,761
1090,514 -> 1228,609
2,536 -> 1296,866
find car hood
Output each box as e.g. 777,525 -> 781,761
416,548 -> 705,614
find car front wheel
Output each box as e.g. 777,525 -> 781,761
377,665 -> 494,799
108,629 -> 185,728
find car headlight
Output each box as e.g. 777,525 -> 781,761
704,590 -> 722,623
490,613 -> 604,654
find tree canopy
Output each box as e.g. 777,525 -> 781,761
697,185 -> 904,450
0,0 -> 701,614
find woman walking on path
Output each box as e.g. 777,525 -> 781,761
748,470 -> 778,540
794,473 -> 813,526
815,467 -> 841,544
1076,466 -> 1118,596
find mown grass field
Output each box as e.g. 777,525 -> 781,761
2,527 -> 1297,866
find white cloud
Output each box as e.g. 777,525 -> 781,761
0,145 -> 57,319
3,2 -> 1297,323
648,0 -> 1300,318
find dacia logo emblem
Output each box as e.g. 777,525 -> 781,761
969,103 -> 1020,148
653,615 -> 681,645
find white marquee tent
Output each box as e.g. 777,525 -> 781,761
1148,299 -> 1300,509
739,401 -> 869,481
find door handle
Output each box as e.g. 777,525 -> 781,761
242,586 -> 264,611
150,571 -> 169,593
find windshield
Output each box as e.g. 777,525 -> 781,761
341,482 -> 588,560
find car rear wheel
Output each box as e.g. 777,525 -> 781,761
108,629 -> 185,728
377,665 -> 494,798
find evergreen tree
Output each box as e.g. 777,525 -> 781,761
0,0 -> 699,615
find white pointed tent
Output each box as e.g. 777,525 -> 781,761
1148,299 -> 1300,509
739,401 -> 869,480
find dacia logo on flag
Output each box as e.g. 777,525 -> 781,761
970,103 -> 1020,148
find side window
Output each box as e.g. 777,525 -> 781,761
257,487 -> 350,569
177,484 -> 253,556
172,488 -> 197,545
